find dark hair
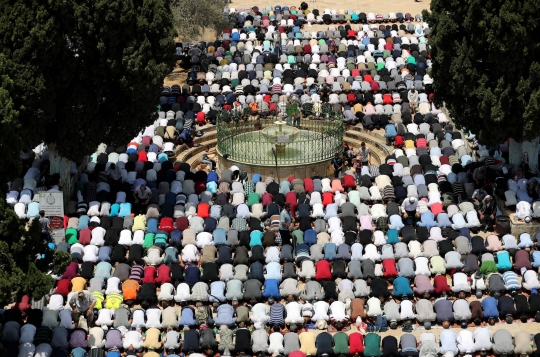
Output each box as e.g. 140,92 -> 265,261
39,210 -> 45,216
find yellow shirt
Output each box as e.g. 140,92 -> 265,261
299,331 -> 317,356
404,140 -> 416,150
71,277 -> 87,292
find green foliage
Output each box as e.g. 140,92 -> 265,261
0,54 -> 21,193
0,0 -> 176,165
423,0 -> 540,145
0,198 -> 65,305
171,0 -> 229,41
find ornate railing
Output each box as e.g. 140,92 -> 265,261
216,111 -> 344,166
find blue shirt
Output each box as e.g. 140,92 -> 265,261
262,279 -> 281,298
392,277 -> 413,296
482,297 -> 499,318
249,230 -> 263,247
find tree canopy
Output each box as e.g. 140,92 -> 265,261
0,0 -> 176,165
0,198 -> 71,306
422,0 -> 540,145
171,0 -> 229,41
0,54 -> 21,192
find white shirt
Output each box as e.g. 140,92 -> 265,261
145,308 -> 162,328
83,245 -> 99,262
133,230 -> 144,245
266,247 -> 280,263
182,244 -> 199,262
174,283 -> 191,302
47,294 -> 65,310
457,330 -> 476,354
96,308 -> 114,326
118,230 -> 133,246
439,330 -> 458,355
400,300 -> 415,319
90,227 -> 106,246
124,331 -> 143,349
330,229 -> 344,245
196,232 -> 213,248
473,328 -> 492,351
338,279 -> 354,292
158,283 -> 175,300
367,297 -> 382,316
105,277 -> 121,295
312,301 -> 329,321
414,257 -> 431,275
351,243 -> 363,260
371,204 -> 387,220
327,216 -> 342,233
330,301 -> 348,321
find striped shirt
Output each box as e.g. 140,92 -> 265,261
269,303 -> 285,325
128,265 -> 144,282
502,271 -> 520,290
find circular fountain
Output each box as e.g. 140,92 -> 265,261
216,114 -> 344,178
261,121 -> 300,154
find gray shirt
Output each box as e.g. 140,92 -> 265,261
384,301 -> 401,321
284,332 -> 300,356
453,299 -> 472,321
492,329 -> 514,354
348,260 -> 363,279
113,308 -> 131,328
397,258 -> 415,277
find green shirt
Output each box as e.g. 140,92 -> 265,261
364,333 -> 382,357
247,193 -> 260,207
143,233 -> 155,249
66,228 -> 78,245
292,230 -> 304,245
333,332 -> 349,354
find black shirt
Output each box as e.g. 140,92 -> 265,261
359,229 -> 373,246
233,246 -> 249,265
498,296 -> 516,316
111,244 -> 127,263
127,244 -> 143,265
183,329 -> 200,352
139,283 -> 157,302
217,246 -> 233,265
321,280 -> 338,300
400,225 -> 415,244
201,262 -> 219,282
316,332 -> 334,355
248,262 -> 264,281
332,260 -> 347,279
382,336 -> 399,357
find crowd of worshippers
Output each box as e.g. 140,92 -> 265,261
5,124 -> 540,357
164,5 -> 438,129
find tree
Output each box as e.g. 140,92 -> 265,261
422,0 -> 540,145
0,54 -> 21,192
0,0 -> 176,164
0,198 -> 71,306
171,0 -> 229,41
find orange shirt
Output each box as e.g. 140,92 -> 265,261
122,279 -> 140,301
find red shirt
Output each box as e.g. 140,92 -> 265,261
433,275 -> 451,294
351,69 -> 360,78
197,203 -> 210,219
383,94 -> 393,105
439,156 -> 450,166
159,217 -> 175,233
141,136 -> 152,147
261,193 -> 273,207
137,151 -> 148,162
285,192 -> 298,213
349,332 -> 365,354
347,93 -> 356,103
79,228 -> 91,245
55,279 -> 71,296
416,138 -> 427,148
315,260 -> 332,281
176,217 -> 189,231
331,179 -> 344,193
289,352 -> 307,357
430,202 -> 444,216
142,266 -> 156,284
322,192 -> 334,207
62,262 -> 79,280
382,259 -> 398,277
364,74 -> 373,83
370,81 -> 380,91
347,30 -> 356,38
303,178 -> 314,193
155,264 -> 172,285
195,181 -> 206,194
196,112 -> 205,123
343,174 -> 356,189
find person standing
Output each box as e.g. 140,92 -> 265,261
331,153 -> 344,178
357,142 -> 371,168
39,210 -> 54,240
